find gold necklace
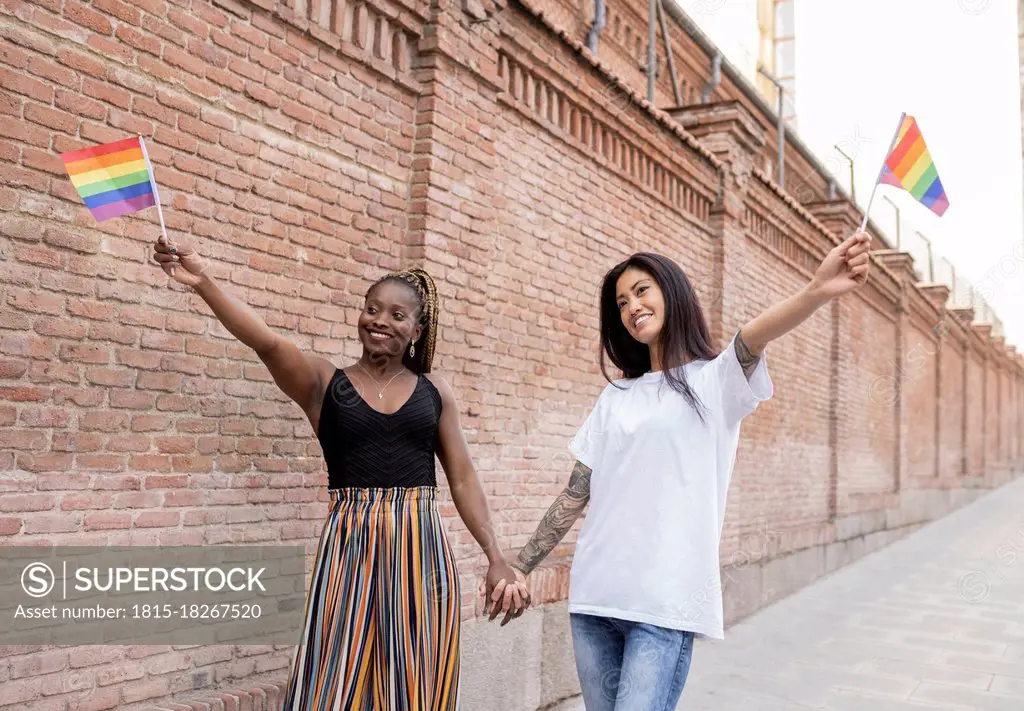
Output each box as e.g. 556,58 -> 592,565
355,363 -> 405,400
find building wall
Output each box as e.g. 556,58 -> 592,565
1,0 -> 1023,709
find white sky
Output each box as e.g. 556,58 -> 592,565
688,0 -> 1024,346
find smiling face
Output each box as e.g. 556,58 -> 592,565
358,281 -> 423,361
615,266 -> 665,346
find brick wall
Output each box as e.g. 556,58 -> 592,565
1,0 -> 1023,708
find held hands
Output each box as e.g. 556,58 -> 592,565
152,234 -> 207,289
478,559 -> 530,627
808,231 -> 871,301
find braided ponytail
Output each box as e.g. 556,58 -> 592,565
367,267 -> 439,374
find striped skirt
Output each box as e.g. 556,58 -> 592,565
282,486 -> 461,711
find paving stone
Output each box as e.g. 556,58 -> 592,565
909,682 -> 1022,710
821,688 -> 975,711
675,478 -> 1024,710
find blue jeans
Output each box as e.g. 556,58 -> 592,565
571,613 -> 695,711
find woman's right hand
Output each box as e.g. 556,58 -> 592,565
153,235 -> 207,289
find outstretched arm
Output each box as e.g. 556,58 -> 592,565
428,374 -> 528,622
738,231 -> 871,361
152,236 -> 331,419
513,460 -> 592,576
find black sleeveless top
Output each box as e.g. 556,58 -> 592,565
317,369 -> 442,488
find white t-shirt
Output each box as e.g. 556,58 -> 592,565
567,333 -> 773,640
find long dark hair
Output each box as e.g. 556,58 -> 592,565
599,253 -> 717,423
366,268 -> 439,374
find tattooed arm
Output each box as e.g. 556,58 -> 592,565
513,460 -> 592,576
737,231 -> 871,360
734,329 -> 761,379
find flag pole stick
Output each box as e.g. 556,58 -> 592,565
859,112 -> 906,233
137,135 -> 169,244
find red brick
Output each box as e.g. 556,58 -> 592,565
88,323 -> 138,345
231,56 -> 265,83
0,117 -> 50,149
143,473 -> 188,487
109,390 -> 157,409
131,96 -> 176,126
68,298 -> 115,321
34,317 -> 86,339
0,493 -> 55,512
157,88 -> 200,116
60,492 -> 114,510
0,358 -> 29,378
84,511 -> 132,530
17,453 -> 75,472
64,1 -> 114,33
86,367 -> 135,387
76,454 -> 128,471
108,108 -> 154,136
8,64 -> 57,101
135,510 -> 180,527
51,432 -> 102,452
54,89 -> 106,120
115,23 -> 162,55
92,0 -> 142,25
211,27 -> 248,56
230,19 -> 267,48
80,411 -> 129,432
117,348 -> 163,370
59,344 -> 110,364
8,288 -> 63,315
130,454 -> 172,471
188,37 -> 229,69
206,65 -> 245,92
23,103 -> 78,136
137,371 -> 183,391
119,307 -> 166,328
87,35 -> 133,64
82,79 -> 132,110
0,41 -> 30,69
18,407 -> 70,427
57,47 -> 106,78
15,244 -> 64,269
24,514 -> 81,534
164,45 -> 207,75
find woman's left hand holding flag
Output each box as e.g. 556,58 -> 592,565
152,234 -> 207,289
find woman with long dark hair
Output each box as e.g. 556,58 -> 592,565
151,235 -> 528,710
505,233 -> 871,709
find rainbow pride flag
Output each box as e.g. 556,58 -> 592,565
60,136 -> 159,222
878,114 -> 949,217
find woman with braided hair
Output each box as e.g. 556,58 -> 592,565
151,235 -> 528,710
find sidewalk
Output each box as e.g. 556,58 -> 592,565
558,476 -> 1024,710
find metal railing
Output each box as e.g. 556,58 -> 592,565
901,230 -> 1003,338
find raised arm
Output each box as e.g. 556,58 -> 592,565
427,373 -> 527,622
512,460 -> 592,576
738,231 -> 871,360
152,236 -> 332,422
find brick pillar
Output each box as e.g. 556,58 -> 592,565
919,286 -> 951,481
666,101 -> 765,349
993,338 -> 1006,469
973,324 -> 992,480
950,307 -> 976,476
805,200 -> 876,515
404,0 -> 511,595
873,251 -> 920,485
